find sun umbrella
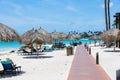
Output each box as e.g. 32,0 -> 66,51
89,35 -> 101,40
21,29 -> 49,54
101,28 -> 120,41
38,27 -> 49,36
50,31 -> 68,49
51,31 -> 61,40
37,27 -> 52,44
21,29 -> 46,45
67,33 -> 80,40
51,31 -> 68,43
101,28 -> 120,49
89,35 -> 102,46
0,23 -> 20,42
59,33 -> 68,40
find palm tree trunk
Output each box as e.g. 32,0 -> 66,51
108,0 -> 111,30
104,0 -> 111,47
104,0 -> 108,31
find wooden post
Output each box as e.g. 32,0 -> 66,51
89,47 -> 91,55
96,52 -> 99,64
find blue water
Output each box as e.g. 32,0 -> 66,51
0,41 -> 25,52
0,39 -> 101,52
53,39 -> 101,45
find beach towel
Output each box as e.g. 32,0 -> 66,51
0,63 -> 4,71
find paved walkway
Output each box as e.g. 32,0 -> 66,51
67,45 -> 111,80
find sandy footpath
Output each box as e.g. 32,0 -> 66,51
89,43 -> 120,80
0,48 -> 75,80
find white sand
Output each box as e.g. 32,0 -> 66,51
0,48 -> 75,80
89,43 -> 120,80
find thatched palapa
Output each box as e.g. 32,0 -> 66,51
51,31 -> 68,41
89,35 -> 101,40
21,28 -> 52,45
38,28 -> 52,44
0,23 -> 20,42
67,33 -> 80,40
21,29 -> 45,44
101,28 -> 120,41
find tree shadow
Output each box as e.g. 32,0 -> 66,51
0,71 -> 25,78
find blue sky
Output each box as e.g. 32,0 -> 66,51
0,0 -> 120,35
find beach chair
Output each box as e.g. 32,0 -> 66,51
38,46 -> 46,52
44,46 -> 53,52
1,60 -> 21,74
53,47 -> 60,50
22,48 -> 31,55
31,48 -> 37,53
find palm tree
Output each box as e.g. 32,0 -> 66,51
104,0 -> 111,31
108,0 -> 111,30
104,0 -> 112,47
104,0 -> 108,31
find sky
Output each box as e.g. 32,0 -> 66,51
0,0 -> 120,35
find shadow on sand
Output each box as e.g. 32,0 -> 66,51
0,71 -> 25,79
19,53 -> 46,56
104,50 -> 120,52
23,55 -> 54,59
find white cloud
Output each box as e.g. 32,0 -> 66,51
66,6 -> 78,12
101,2 -> 114,8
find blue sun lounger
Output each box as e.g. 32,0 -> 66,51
1,61 -> 21,74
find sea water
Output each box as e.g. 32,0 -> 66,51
0,39 -> 101,53
53,39 -> 101,45
0,41 -> 25,53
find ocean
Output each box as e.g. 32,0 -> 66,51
0,41 -> 25,53
0,39 -> 100,53
54,39 -> 100,45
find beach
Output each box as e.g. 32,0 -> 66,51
89,43 -> 120,80
1,43 -> 120,80
0,48 -> 75,80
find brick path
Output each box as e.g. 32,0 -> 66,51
67,45 -> 111,80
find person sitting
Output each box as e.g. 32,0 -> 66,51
5,58 -> 21,72
6,58 -> 16,68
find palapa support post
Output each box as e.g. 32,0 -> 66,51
96,52 -> 99,64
